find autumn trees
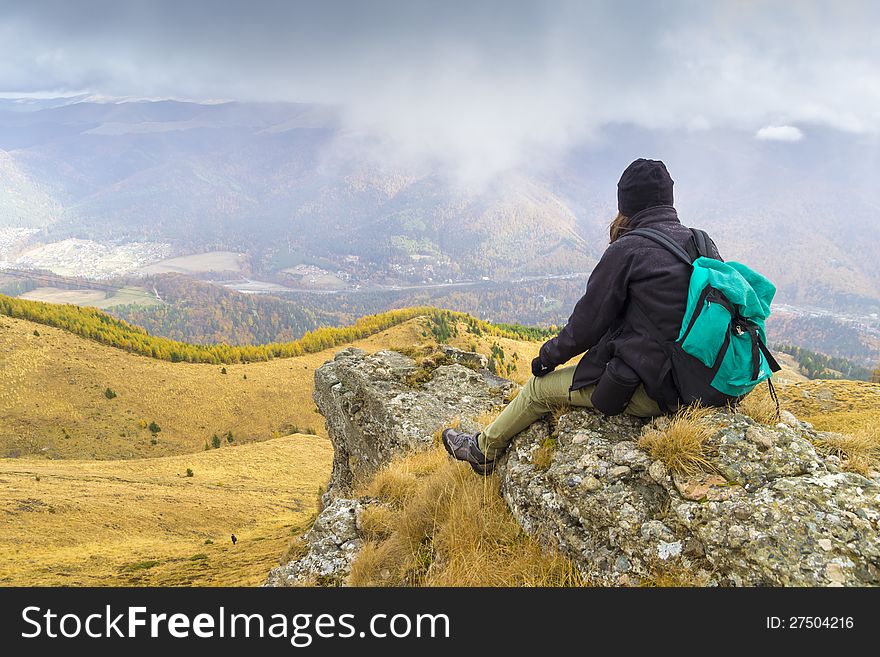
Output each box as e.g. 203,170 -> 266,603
0,294 -> 548,365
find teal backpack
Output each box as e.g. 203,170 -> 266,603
626,227 -> 781,412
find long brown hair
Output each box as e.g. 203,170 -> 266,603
609,212 -> 630,243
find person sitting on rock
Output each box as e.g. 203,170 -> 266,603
442,158 -> 721,474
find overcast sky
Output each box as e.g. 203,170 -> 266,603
1,0 -> 878,178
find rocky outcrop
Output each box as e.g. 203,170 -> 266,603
313,347 -> 514,499
500,410 -> 880,586
266,347 -> 514,586
269,347 -> 880,587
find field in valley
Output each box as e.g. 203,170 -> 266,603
18,285 -> 163,309
139,250 -> 245,275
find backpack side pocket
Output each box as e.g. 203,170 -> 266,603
680,288 -> 732,368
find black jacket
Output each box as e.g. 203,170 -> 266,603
537,205 -> 720,413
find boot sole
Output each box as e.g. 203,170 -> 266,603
470,460 -> 495,476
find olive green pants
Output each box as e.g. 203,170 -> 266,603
478,364 -> 662,459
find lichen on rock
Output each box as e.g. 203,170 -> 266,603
499,408 -> 880,586
264,498 -> 364,587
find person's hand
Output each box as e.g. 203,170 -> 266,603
531,356 -> 555,377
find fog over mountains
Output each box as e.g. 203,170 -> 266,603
1,96 -> 878,314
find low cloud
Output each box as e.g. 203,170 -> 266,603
1,1 -> 877,180
754,126 -> 804,142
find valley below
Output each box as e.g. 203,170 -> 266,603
4,236 -> 878,369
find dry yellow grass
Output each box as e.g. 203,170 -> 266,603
532,437 -> 557,471
0,434 -> 332,586
813,422 -> 880,476
736,383 -> 781,424
471,409 -> 502,429
0,313 -> 441,586
348,447 -> 585,587
363,460 -> 423,506
358,505 -> 397,541
639,406 -> 717,476
775,379 -> 880,475
777,379 -> 880,431
0,314 -> 427,459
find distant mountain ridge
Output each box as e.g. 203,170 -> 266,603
1,98 -> 878,311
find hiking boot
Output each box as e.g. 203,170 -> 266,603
441,428 -> 496,475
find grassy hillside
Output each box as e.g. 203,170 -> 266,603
0,293 -> 440,363
0,434 -> 331,586
0,294 -> 552,363
0,311 -> 448,586
0,313 -> 429,459
0,306 -> 819,461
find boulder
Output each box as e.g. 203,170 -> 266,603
313,347 -> 514,499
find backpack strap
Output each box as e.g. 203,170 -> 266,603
624,227 -> 693,266
766,378 -> 781,422
689,228 -> 726,262
691,228 -> 711,258
757,336 -> 782,373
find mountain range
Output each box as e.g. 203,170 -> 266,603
1,97 -> 878,312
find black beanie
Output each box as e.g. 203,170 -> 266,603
617,158 -> 674,217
